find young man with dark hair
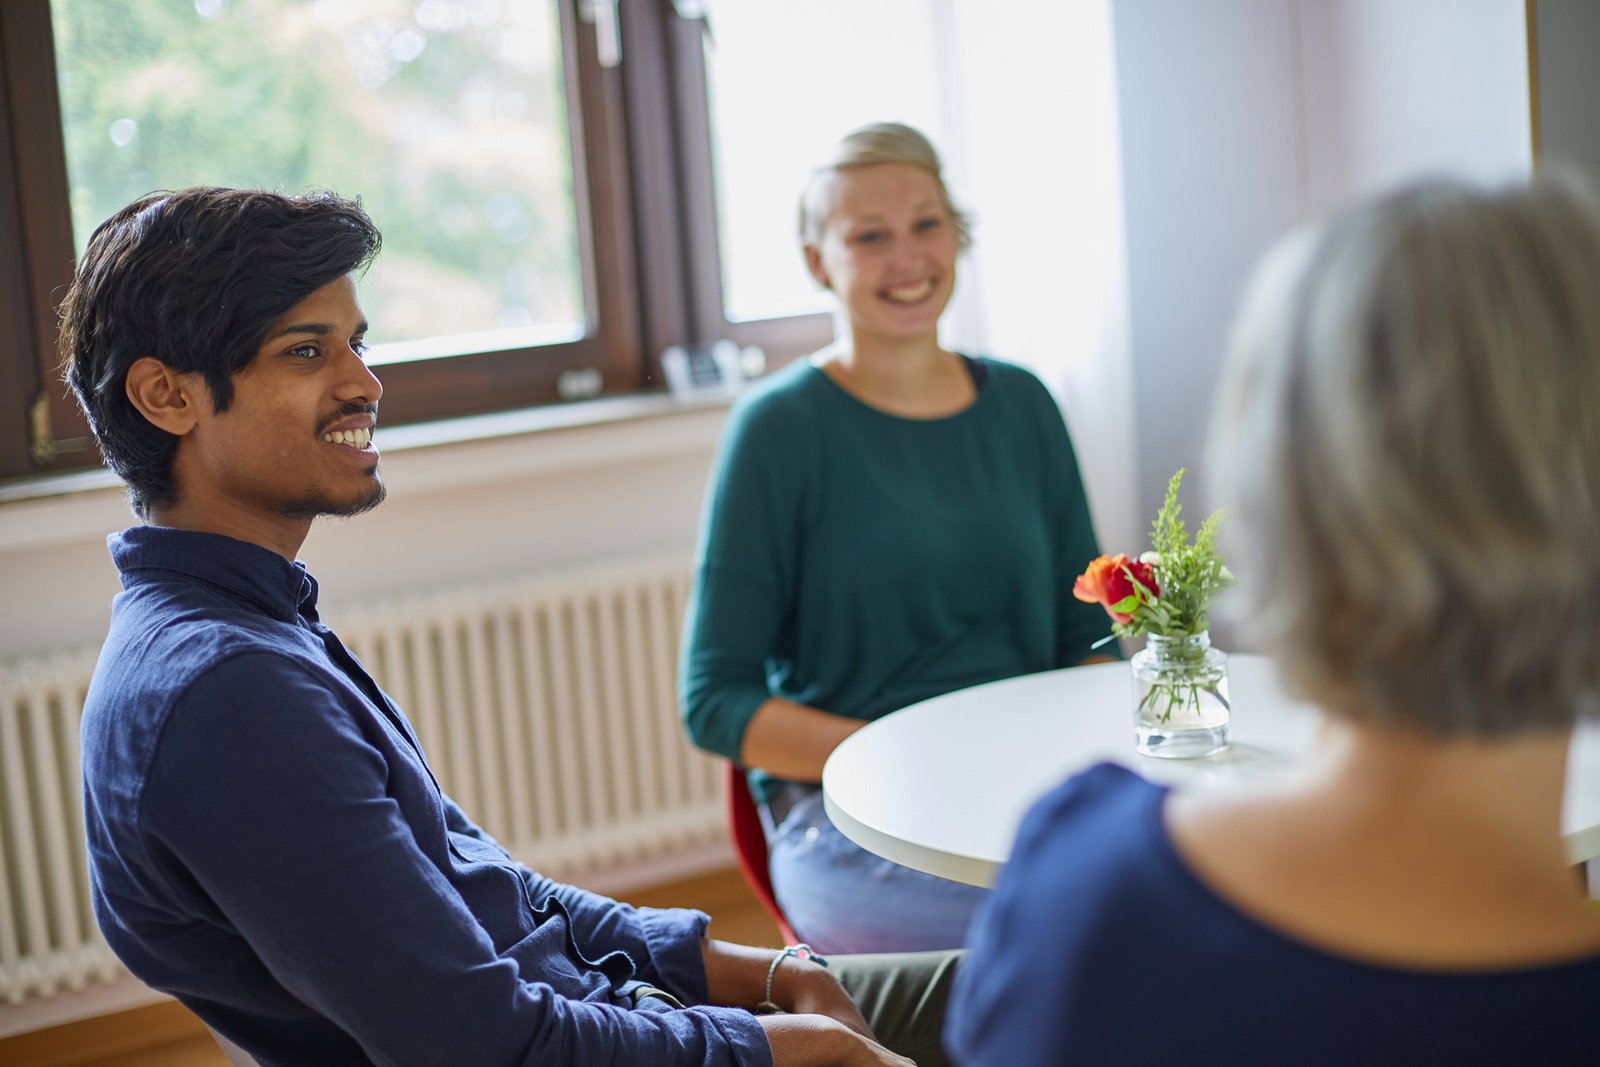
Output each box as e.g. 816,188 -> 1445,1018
68,186 -> 955,1066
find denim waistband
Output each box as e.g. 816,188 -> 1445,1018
758,781 -> 821,837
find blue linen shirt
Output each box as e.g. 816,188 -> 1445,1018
81,526 -> 770,1066
946,762 -> 1600,1066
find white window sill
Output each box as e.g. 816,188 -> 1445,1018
0,392 -> 733,553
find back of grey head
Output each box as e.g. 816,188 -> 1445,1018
1208,174 -> 1600,736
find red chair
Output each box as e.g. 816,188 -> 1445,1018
722,761 -> 799,945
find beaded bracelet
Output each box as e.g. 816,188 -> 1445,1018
755,943 -> 828,1014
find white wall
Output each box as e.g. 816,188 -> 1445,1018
1111,0 -> 1532,535
1112,0 -> 1304,533
1299,0 -> 1533,211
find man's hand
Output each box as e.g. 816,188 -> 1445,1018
702,938 -> 868,1030
779,955 -> 872,1040
758,1014 -> 917,1067
701,938 -> 913,1061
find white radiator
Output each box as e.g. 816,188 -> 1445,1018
0,555 -> 725,1013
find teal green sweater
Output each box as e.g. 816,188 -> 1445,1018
680,358 -> 1107,799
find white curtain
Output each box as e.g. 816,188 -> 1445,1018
934,0 -> 1140,556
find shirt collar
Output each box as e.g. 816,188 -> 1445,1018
108,525 -> 320,624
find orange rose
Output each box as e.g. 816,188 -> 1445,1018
1073,554 -> 1159,625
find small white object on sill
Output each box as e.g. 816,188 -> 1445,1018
662,340 -> 763,400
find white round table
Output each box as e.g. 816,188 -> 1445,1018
822,655 -> 1600,887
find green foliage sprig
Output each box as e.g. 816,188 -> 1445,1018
1136,468 -> 1231,637
1079,468 -> 1232,644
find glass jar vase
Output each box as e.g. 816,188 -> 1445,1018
1130,631 -> 1230,758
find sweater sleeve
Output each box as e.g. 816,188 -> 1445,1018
144,654 -> 771,1067
679,391 -> 806,760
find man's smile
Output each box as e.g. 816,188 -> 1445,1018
321,426 -> 374,450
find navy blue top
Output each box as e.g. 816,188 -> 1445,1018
81,526 -> 769,1067
946,763 -> 1600,1066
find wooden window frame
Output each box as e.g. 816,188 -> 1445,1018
0,0 -> 830,487
643,6 -> 832,365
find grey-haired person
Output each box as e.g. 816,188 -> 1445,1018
948,174 -> 1600,1064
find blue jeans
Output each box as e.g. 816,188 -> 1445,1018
764,786 -> 989,955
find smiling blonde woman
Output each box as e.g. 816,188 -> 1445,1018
680,123 -> 1111,954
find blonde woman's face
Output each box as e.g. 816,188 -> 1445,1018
805,163 -> 957,345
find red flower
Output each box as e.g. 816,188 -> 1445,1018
1073,554 -> 1159,625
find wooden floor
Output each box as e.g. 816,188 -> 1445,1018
1,865 -> 780,1067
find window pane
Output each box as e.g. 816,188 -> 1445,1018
51,0 -> 582,364
703,1 -> 947,323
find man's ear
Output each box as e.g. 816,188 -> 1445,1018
124,357 -> 203,436
803,244 -> 831,290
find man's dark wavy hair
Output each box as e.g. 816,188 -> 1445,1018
59,187 -> 382,519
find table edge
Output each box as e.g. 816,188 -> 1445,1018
821,792 -> 998,889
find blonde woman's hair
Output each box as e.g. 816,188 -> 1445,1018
1208,174 -> 1600,735
798,122 -> 973,251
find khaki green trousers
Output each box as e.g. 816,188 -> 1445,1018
828,949 -> 962,1067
